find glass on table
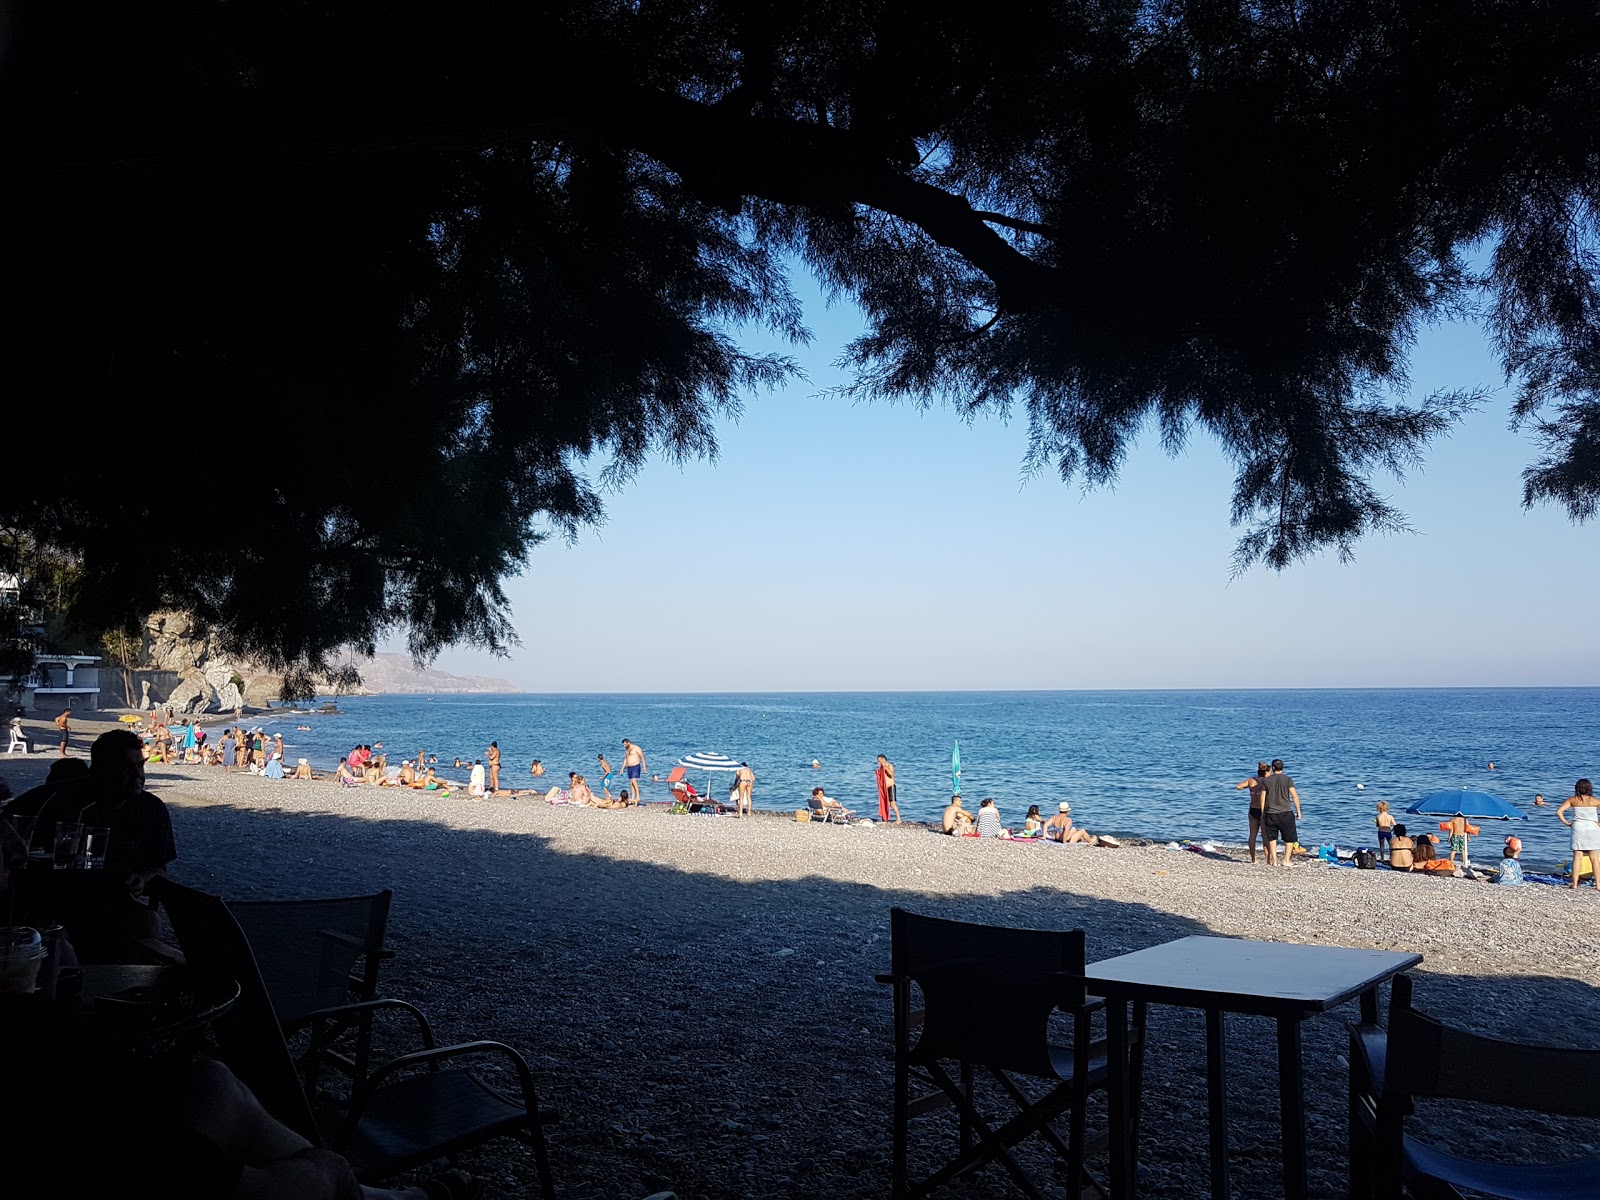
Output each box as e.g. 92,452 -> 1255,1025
52,821 -> 82,869
82,825 -> 111,871
0,927 -> 46,993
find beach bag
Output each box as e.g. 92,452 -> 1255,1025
1354,849 -> 1377,870
795,809 -> 811,823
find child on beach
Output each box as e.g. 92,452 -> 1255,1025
1438,813 -> 1481,867
1021,804 -> 1044,836
1496,840 -> 1525,886
1374,801 -> 1394,857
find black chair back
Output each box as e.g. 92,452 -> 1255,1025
231,891 -> 392,1025
1386,1004 -> 1600,1119
147,876 -> 322,1142
891,906 -> 1086,1080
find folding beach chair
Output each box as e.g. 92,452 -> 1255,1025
149,877 -> 559,1199
1347,974 -> 1600,1200
877,907 -> 1145,1200
807,793 -> 855,824
230,891 -> 395,1086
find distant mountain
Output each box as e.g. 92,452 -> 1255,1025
354,653 -> 518,695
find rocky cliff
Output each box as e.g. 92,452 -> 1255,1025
129,611 -> 515,712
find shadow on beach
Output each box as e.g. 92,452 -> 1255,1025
166,803 -> 1600,1200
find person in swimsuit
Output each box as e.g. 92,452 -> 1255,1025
1022,804 -> 1044,835
597,753 -> 615,800
1557,778 -> 1600,892
1235,762 -> 1269,863
942,795 -> 974,834
622,739 -> 646,804
486,741 -> 501,792
1374,801 -> 1395,858
1044,801 -> 1100,845
875,754 -> 901,824
1388,823 -> 1415,869
735,762 -> 755,817
530,759 -> 545,777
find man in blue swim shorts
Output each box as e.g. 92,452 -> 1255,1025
622,738 -> 647,805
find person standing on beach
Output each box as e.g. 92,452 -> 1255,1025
734,762 -> 755,817
220,729 -> 236,774
1235,762 -> 1269,863
1260,759 -> 1302,867
875,754 -> 901,824
1556,779 -> 1600,892
622,739 -> 646,804
487,741 -> 501,792
597,752 -> 615,800
54,707 -> 71,756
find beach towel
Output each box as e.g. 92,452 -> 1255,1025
875,764 -> 891,822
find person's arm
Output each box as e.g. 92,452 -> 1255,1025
1556,799 -> 1573,825
1290,785 -> 1302,818
1234,778 -> 1253,790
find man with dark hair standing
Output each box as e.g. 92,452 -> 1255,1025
1260,758 -> 1302,868
486,740 -> 501,792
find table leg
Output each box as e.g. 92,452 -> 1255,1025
1359,985 -> 1379,1026
1107,998 -> 1132,1198
1205,1008 -> 1230,1200
1276,1016 -> 1308,1200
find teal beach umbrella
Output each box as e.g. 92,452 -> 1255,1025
951,742 -> 961,795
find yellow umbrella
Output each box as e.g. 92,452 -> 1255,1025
118,714 -> 141,724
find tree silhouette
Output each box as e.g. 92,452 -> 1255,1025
3,1 -> 1596,667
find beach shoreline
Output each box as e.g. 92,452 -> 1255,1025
5,727 -> 1596,1198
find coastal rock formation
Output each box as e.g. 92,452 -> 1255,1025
119,611 -> 513,710
165,667 -> 212,714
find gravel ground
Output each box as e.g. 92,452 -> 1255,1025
6,742 -> 1597,1200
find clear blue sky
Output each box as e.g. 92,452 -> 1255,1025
417,270 -> 1598,691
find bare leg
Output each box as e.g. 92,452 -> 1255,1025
1247,810 -> 1261,863
1576,853 -> 1585,890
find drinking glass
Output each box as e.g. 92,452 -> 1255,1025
52,821 -> 82,869
82,825 -> 111,870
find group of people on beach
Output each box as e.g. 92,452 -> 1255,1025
938,793 -> 1118,846
1236,759 -> 1303,867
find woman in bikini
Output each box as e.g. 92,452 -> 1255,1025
1235,762 -> 1269,863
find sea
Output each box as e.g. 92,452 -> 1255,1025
227,688 -> 1597,869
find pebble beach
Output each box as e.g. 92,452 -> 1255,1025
5,719 -> 1598,1200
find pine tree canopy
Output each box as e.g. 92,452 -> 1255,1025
4,1 -> 1597,668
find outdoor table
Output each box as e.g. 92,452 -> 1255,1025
1085,935 -> 1421,1200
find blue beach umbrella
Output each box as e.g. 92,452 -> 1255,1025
1405,790 -> 1527,820
678,750 -> 742,802
951,743 -> 961,796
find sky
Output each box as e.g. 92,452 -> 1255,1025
413,270 -> 1599,691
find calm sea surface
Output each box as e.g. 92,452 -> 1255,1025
232,689 -> 1597,868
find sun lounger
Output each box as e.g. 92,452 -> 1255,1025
806,793 -> 854,824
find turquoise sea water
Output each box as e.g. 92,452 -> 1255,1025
223,689 -> 1597,868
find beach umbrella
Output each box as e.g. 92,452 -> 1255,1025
951,742 -> 961,796
678,750 -> 743,803
1405,790 -> 1527,820
117,714 -> 140,724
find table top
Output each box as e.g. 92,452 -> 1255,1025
1084,936 -> 1421,1017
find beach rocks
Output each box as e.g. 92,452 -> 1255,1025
165,667 -> 212,714
117,766 -> 1600,1200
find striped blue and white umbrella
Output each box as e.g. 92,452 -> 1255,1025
678,751 -> 743,805
678,751 -> 742,772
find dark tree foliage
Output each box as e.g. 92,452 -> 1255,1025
3,1 -> 1597,667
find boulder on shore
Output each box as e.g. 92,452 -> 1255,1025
166,668 -> 213,714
